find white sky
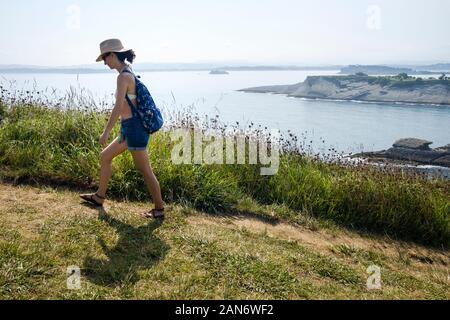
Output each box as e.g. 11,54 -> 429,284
0,0 -> 449,66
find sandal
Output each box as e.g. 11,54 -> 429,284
140,208 -> 165,219
80,193 -> 105,207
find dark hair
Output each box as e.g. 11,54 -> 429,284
115,49 -> 136,64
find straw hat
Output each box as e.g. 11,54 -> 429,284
96,39 -> 131,62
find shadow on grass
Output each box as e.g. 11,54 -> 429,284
82,205 -> 169,288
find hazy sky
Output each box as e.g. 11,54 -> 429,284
1,0 -> 449,66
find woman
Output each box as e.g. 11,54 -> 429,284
80,39 -> 165,219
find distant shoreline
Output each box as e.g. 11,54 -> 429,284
1,63 -> 449,75
0,66 -> 342,75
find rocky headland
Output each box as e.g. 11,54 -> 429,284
238,75 -> 450,105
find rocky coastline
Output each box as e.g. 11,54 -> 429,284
352,138 -> 450,168
348,138 -> 450,179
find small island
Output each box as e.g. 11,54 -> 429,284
238,73 -> 450,105
209,69 -> 229,75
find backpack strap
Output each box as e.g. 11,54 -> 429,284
121,69 -> 133,75
121,68 -> 141,79
121,68 -> 138,112
125,95 -> 137,113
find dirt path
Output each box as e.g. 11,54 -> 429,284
1,182 -> 448,267
188,213 -> 449,268
1,181 -> 449,299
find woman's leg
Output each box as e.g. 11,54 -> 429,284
96,137 -> 128,200
130,150 -> 164,210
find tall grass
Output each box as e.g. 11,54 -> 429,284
0,85 -> 448,247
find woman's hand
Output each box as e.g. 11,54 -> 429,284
99,131 -> 109,147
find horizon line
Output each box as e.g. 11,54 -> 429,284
1,60 -> 450,70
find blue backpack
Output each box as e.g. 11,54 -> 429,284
123,69 -> 164,134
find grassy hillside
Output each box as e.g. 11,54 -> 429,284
0,87 -> 449,299
0,96 -> 448,247
0,183 -> 448,299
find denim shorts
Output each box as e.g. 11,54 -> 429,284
118,117 -> 150,151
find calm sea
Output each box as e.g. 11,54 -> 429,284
1,70 -> 449,154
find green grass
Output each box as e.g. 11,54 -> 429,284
0,184 -> 448,299
0,90 -> 449,247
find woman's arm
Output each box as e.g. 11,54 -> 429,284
99,74 -> 129,146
